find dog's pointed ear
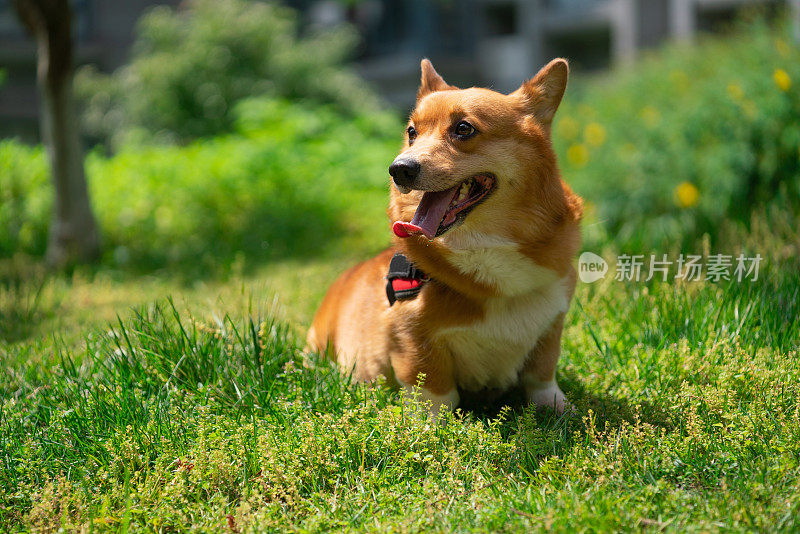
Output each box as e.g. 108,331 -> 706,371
512,58 -> 569,124
418,59 -> 453,100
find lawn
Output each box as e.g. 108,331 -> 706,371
3,18 -> 800,533
2,216 -> 799,531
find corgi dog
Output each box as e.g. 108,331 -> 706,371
307,58 -> 582,414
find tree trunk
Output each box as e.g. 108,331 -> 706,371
13,0 -> 100,267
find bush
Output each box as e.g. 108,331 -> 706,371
6,20 -> 799,268
76,0 -> 380,146
554,18 -> 800,251
0,142 -> 50,257
0,98 -> 399,272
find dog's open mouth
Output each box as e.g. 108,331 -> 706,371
393,174 -> 496,239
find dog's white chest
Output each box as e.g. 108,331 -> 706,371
437,275 -> 570,391
444,234 -> 559,296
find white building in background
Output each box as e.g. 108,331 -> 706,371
475,0 -> 800,91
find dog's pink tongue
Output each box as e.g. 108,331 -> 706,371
393,187 -> 458,239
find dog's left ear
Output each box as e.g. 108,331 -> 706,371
512,58 -> 569,124
418,59 -> 455,100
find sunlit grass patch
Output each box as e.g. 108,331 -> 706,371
3,262 -> 800,531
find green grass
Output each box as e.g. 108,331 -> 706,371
2,243 -> 799,531
3,17 -> 800,533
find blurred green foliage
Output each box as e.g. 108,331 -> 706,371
0,99 -> 399,273
4,19 -> 799,268
75,0 -> 379,147
0,142 -> 51,257
555,19 -> 800,251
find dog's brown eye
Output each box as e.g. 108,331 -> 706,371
407,126 -> 417,144
454,121 -> 476,139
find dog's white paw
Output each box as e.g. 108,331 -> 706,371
526,380 -> 572,413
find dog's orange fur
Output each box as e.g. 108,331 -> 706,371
307,58 -> 583,413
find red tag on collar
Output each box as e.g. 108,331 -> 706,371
392,278 -> 423,292
386,252 -> 428,306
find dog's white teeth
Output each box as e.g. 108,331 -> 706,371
457,182 -> 470,201
396,184 -> 412,194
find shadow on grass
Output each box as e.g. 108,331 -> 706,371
0,261 -> 59,344
454,369 -> 678,481
558,369 -> 673,430
458,369 -> 672,433
457,369 -> 676,477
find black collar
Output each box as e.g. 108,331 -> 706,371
385,252 -> 428,306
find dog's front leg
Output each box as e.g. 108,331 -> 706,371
391,347 -> 459,416
520,313 -> 571,413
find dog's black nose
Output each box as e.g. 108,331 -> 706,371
389,158 -> 421,188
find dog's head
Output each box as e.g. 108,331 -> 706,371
389,58 -> 570,245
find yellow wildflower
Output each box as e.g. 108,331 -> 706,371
584,122 -> 607,147
557,116 -> 581,141
727,83 -> 743,100
567,144 -> 589,167
670,70 -> 689,91
640,106 -> 661,128
674,181 -> 699,208
774,69 -> 791,92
